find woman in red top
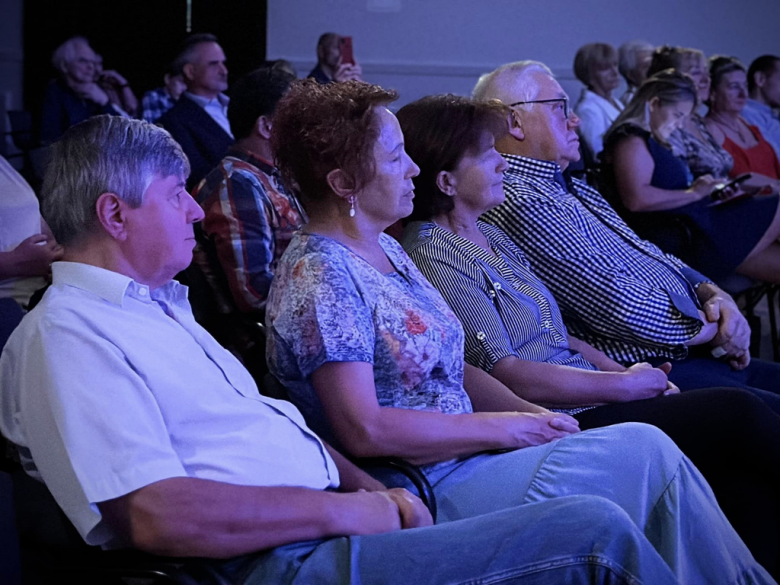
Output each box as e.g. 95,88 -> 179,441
706,56 -> 780,187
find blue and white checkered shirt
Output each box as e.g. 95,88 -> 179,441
141,87 -> 176,124
482,154 -> 707,364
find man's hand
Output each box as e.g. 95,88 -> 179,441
74,82 -> 110,106
9,234 -> 63,276
99,70 -> 129,87
346,488 -> 432,534
619,362 -> 670,400
698,284 -> 751,369
334,61 -> 363,82
488,412 -> 580,450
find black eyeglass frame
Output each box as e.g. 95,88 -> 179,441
509,98 -> 569,120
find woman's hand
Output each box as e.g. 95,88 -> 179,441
487,411 -> 580,450
8,234 -> 63,276
343,488 -> 432,534
618,362 -> 670,400
686,174 -> 719,201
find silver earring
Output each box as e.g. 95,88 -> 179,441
349,195 -> 356,217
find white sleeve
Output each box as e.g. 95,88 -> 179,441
1,312 -> 187,545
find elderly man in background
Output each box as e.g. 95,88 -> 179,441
473,60 -> 780,408
618,40 -> 654,105
0,114 -> 715,585
308,32 -> 363,84
40,36 -> 124,145
743,55 -> 780,161
158,33 -> 233,189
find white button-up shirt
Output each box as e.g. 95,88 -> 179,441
742,98 -> 780,162
0,262 -> 338,547
184,91 -> 233,138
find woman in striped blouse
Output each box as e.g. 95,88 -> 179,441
398,94 -> 780,575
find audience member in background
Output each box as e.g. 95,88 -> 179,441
308,33 -> 363,84
473,60 -> 780,404
0,155 -> 62,308
650,46 -> 735,181
40,36 -> 122,145
158,33 -> 233,190
192,67 -> 304,375
265,59 -> 297,77
397,94 -> 780,574
141,64 -> 187,124
93,53 -> 138,118
618,40 -> 654,106
706,56 -> 780,187
1,115 -> 738,585
264,79 -> 771,585
601,70 -> 780,284
573,42 -> 623,160
743,55 -> 780,161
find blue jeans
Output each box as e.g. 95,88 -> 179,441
218,424 -> 772,584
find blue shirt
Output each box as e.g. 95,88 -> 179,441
742,99 -> 780,162
0,262 -> 338,548
141,87 -> 176,124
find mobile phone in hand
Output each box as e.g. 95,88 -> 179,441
339,36 -> 354,66
710,173 -> 751,201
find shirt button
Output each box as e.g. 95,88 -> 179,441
138,288 -> 148,296
476,331 -> 487,341
493,282 -> 502,291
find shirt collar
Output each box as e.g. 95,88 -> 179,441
51,261 -> 187,307
184,91 -> 229,108
746,98 -> 773,116
502,153 -> 562,181
227,146 -> 277,176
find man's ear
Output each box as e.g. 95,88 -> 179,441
754,71 -> 767,90
507,110 -> 526,141
182,63 -> 196,83
255,115 -> 273,140
435,170 -> 458,197
95,192 -> 129,241
325,168 -> 356,199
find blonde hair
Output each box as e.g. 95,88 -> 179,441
573,43 -> 617,88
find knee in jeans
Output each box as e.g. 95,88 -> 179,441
565,495 -> 644,543
608,421 -> 680,456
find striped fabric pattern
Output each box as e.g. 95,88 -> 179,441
482,154 -> 704,364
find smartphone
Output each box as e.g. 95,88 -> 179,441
710,173 -> 752,202
339,36 -> 354,66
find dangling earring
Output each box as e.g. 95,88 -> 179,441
349,195 -> 356,217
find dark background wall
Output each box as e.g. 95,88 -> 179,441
22,0 -> 267,117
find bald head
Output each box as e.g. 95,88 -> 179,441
473,60 -> 554,104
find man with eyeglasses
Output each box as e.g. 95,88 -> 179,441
473,60 -> 780,407
41,36 -> 126,145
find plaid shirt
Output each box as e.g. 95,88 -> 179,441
482,154 -> 707,364
141,87 -> 176,124
193,148 -> 307,316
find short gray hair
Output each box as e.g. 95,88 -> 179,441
51,36 -> 90,72
41,116 -> 190,246
472,60 -> 554,105
618,40 -> 654,86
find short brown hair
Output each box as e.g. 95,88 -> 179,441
573,43 -> 617,87
397,95 -> 508,221
271,79 -> 398,203
647,46 -> 704,78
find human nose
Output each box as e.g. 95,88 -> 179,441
405,153 -> 420,179
496,153 -> 509,172
185,192 -> 205,223
567,111 -> 580,129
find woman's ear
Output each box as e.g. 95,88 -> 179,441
647,96 -> 661,113
326,168 -> 356,199
436,170 -> 457,197
95,192 -> 129,241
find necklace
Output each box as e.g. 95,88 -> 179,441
709,113 -> 752,144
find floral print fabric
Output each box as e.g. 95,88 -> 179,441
266,231 -> 471,445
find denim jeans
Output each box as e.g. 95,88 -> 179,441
216,423 -> 773,584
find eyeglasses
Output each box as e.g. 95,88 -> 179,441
509,98 -> 570,120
